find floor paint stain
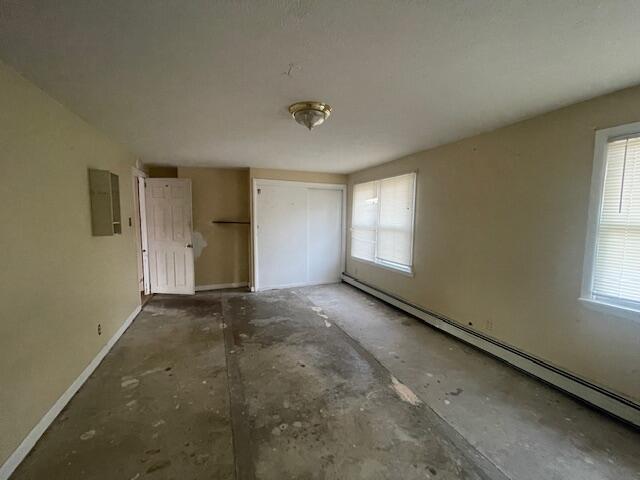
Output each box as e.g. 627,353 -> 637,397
390,376 -> 422,406
146,459 -> 171,473
79,430 -> 95,441
121,378 -> 139,389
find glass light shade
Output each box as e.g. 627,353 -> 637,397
293,109 -> 327,130
288,102 -> 332,131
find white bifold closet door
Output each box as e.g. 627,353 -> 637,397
255,181 -> 343,290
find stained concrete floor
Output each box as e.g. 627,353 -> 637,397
10,283 -> 640,479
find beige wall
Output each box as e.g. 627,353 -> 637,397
0,62 -> 141,465
177,167 -> 250,287
148,165 -> 178,178
249,168 -> 347,185
248,168 -> 348,288
346,85 -> 640,403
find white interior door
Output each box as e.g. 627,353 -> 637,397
145,178 -> 195,295
255,180 -> 344,290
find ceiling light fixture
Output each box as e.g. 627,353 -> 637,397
288,101 -> 332,131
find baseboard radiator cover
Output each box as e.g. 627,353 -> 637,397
0,305 -> 142,480
341,273 -> 640,428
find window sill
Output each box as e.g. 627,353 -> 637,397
578,296 -> 640,322
350,256 -> 414,277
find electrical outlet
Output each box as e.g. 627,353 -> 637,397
97,324 -> 102,336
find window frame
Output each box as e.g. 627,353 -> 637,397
350,172 -> 417,275
580,121 -> 640,321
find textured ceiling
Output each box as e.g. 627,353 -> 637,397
1,1 -> 640,173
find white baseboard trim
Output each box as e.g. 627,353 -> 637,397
342,273 -> 640,427
195,282 -> 249,292
254,280 -> 340,292
0,305 -> 142,480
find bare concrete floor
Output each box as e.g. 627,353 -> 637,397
11,294 -> 235,480
10,283 -> 640,479
299,284 -> 640,480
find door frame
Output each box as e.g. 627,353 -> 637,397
131,167 -> 150,295
251,178 -> 347,291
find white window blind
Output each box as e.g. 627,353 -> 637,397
592,136 -> 640,304
378,174 -> 416,266
351,173 -> 416,272
351,180 -> 378,262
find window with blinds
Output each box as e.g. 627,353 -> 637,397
591,135 -> 640,306
351,172 -> 416,272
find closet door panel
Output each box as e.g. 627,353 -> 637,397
257,184 -> 308,289
308,188 -> 342,284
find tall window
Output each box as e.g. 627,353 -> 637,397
583,123 -> 640,313
351,172 -> 416,273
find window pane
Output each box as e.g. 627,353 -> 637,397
350,173 -> 416,271
352,181 -> 378,229
351,181 -> 378,261
377,173 -> 415,266
593,137 -> 640,302
351,229 -> 376,261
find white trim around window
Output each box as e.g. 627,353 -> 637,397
350,172 -> 417,275
581,121 -> 640,322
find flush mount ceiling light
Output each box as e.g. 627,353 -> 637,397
288,101 -> 332,131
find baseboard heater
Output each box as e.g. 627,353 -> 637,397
341,273 -> 640,428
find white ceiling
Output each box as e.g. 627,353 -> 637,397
1,1 -> 640,173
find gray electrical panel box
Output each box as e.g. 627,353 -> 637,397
88,168 -> 122,236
